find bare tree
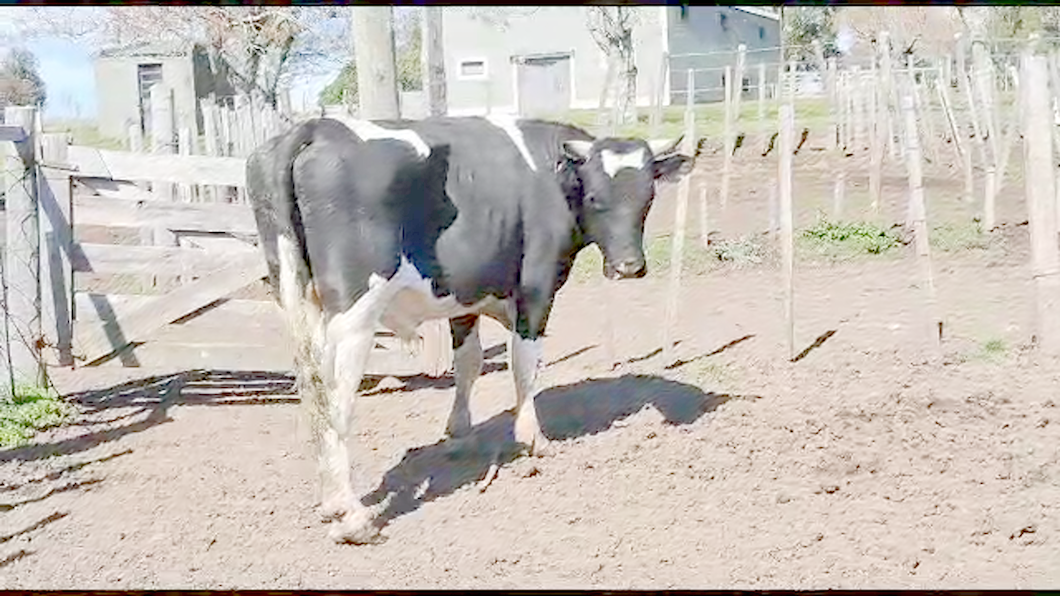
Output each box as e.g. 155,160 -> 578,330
587,7 -> 639,126
0,48 -> 47,110
837,6 -> 964,60
8,6 -> 347,108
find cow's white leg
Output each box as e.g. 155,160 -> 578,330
511,334 -> 551,456
277,235 -> 340,519
317,280 -> 398,544
447,315 -> 481,438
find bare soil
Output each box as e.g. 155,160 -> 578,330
4,133 -> 1060,589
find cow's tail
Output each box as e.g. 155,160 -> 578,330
271,119 -> 321,287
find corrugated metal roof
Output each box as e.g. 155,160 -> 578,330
732,6 -> 780,21
98,39 -> 195,59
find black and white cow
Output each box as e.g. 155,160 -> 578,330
245,114 -> 693,544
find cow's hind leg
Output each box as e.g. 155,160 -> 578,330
316,280 -> 399,544
446,314 -> 481,439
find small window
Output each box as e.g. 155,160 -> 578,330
459,59 -> 487,79
759,26 -> 766,40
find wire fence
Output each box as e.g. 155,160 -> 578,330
1,139 -> 57,400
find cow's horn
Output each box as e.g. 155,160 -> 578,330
563,140 -> 594,160
649,136 -> 683,156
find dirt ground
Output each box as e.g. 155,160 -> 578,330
4,131 -> 1060,589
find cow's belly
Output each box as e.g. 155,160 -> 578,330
375,256 -> 511,341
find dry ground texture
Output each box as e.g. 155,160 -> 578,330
4,115 -> 1060,589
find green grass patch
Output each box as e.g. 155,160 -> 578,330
548,97 -> 833,140
44,118 -> 126,151
571,233 -> 767,283
0,383 -> 70,449
930,221 -> 997,253
798,215 -> 905,260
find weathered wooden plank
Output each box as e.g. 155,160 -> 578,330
79,176 -> 186,203
74,251 -> 269,365
67,145 -> 246,187
72,242 -> 257,276
73,195 -> 258,235
74,293 -> 276,323
0,125 -> 26,143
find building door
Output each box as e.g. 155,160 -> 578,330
137,63 -> 164,138
516,53 -> 572,117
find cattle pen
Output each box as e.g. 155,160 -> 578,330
5,31 -> 1060,589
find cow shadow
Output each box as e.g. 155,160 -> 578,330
362,374 -> 756,528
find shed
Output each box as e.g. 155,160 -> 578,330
439,6 -> 781,118
93,40 -> 235,143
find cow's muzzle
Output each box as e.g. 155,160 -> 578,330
605,258 -> 647,280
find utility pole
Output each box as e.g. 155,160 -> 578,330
421,6 -> 448,116
351,6 -> 401,120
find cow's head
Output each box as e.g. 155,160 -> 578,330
563,136 -> 693,280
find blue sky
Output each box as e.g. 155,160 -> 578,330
13,36 -> 339,121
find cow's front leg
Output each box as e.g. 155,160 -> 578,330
511,331 -> 551,456
446,314 -> 481,439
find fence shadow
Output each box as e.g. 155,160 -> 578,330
362,373 -> 760,529
0,360 -> 511,464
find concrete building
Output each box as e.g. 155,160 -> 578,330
93,40 -> 234,142
439,6 -> 781,117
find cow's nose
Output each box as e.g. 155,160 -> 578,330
614,259 -> 646,279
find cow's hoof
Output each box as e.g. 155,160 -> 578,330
515,431 -> 553,458
444,417 -> 472,440
329,508 -> 381,545
318,496 -> 348,523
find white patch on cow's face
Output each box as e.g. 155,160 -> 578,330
600,148 -> 648,178
485,115 -> 539,172
333,117 -> 432,158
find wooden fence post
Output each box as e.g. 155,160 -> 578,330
778,102 -> 795,361
38,132 -> 74,367
663,68 -> 697,365
901,93 -> 942,349
870,64 -> 883,214
879,31 -> 898,159
201,102 -> 220,203
178,126 -> 193,203
827,57 -> 838,149
937,81 -> 974,204
733,44 -> 746,123
721,64 -> 733,211
757,61 -> 766,131
150,84 -> 175,202
650,51 -> 668,137
2,106 -> 44,388
128,123 -> 148,192
1021,50 -> 1060,354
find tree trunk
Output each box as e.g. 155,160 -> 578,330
352,6 -> 401,120
618,31 -> 638,126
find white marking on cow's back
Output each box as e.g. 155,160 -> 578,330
600,148 -> 647,178
332,116 -> 431,158
485,115 -> 538,172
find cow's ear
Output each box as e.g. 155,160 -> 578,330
653,154 -> 694,183
563,140 -> 594,162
